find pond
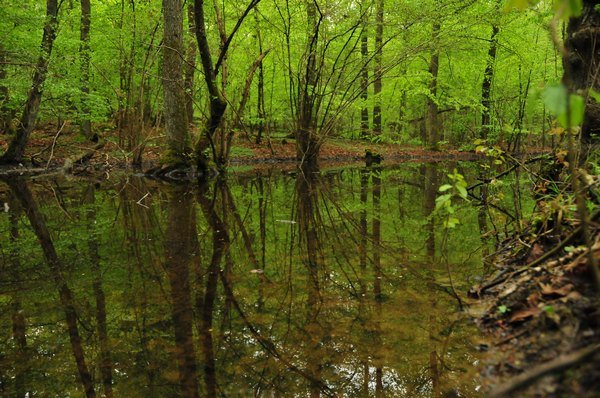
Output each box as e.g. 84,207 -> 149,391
0,162 -> 512,397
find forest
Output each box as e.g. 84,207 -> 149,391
0,0 -> 599,397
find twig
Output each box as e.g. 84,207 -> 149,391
475,208 -> 600,294
135,192 -> 150,208
45,121 -> 66,169
467,154 -> 547,192
489,343 -> 600,397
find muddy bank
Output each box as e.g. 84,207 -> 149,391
471,211 -> 600,397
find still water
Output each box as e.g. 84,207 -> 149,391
0,162 -> 504,397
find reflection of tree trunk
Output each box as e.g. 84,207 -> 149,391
295,164 -> 326,396
0,0 -> 60,164
359,168 -> 369,295
6,179 -> 96,398
371,166 -> 384,397
8,198 -> 30,398
422,164 -> 440,397
118,178 -> 160,393
82,185 -> 114,398
196,181 -> 231,397
164,186 -> 200,398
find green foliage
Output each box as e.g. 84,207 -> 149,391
436,169 -> 469,228
542,83 -> 585,128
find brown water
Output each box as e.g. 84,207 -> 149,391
0,162 -> 496,397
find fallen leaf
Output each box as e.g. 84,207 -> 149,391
509,307 -> 541,323
540,282 -> 573,297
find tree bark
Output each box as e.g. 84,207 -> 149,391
563,0 -> 600,160
425,23 -> 440,149
296,0 -> 321,163
0,45 -> 14,134
162,0 -> 191,165
79,0 -> 93,140
360,4 -> 369,139
481,25 -> 499,140
184,3 -> 197,125
372,0 -> 383,136
0,0 -> 59,164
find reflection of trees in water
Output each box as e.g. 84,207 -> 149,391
6,179 -> 96,398
0,165 -> 490,397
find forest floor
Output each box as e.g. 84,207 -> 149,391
0,124 -> 479,175
471,207 -> 600,397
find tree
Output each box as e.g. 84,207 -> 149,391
162,0 -> 191,167
193,0 -> 261,171
79,0 -> 93,140
0,0 -> 60,164
373,0 -> 383,136
563,0 -> 600,159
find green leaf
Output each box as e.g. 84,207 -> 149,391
590,89 -> 600,103
456,185 -> 468,199
438,184 -> 452,192
556,94 -> 585,127
543,83 -> 568,116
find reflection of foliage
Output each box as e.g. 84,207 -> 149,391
0,164 -> 517,396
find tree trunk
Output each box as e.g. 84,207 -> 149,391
184,3 -> 197,125
480,24 -> 498,140
0,0 -> 59,164
425,23 -> 440,149
193,0 -> 228,171
0,45 -> 14,135
162,0 -> 191,165
296,0 -> 321,163
255,9 -> 266,144
372,0 -> 383,136
79,0 -> 93,140
563,0 -> 600,160
360,4 -> 369,139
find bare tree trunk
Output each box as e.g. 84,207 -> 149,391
480,24 -> 498,140
80,0 -> 93,140
0,0 -> 59,164
296,0 -> 321,163
425,23 -> 440,149
162,0 -> 191,165
184,3 -> 197,125
0,45 -> 14,134
255,9 -> 266,144
563,0 -> 600,160
360,4 -> 369,139
193,0 -> 228,171
372,0 -> 383,136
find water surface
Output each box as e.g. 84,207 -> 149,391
0,162 -> 496,397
